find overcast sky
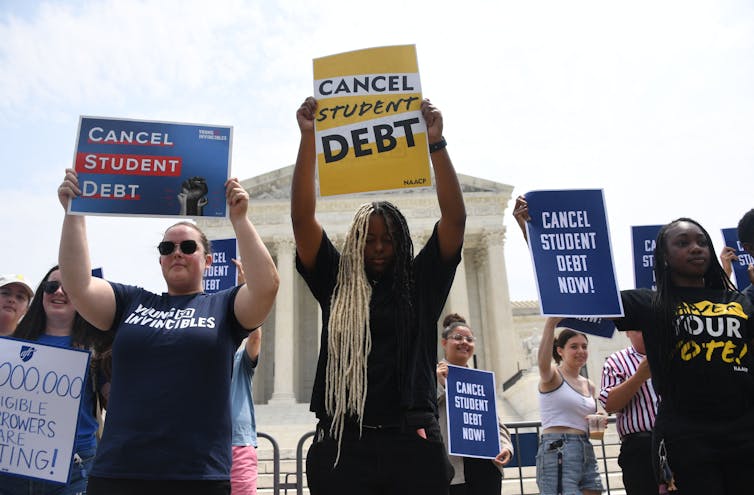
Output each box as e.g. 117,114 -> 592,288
1,0 -> 753,302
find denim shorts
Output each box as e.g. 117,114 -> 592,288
535,433 -> 604,494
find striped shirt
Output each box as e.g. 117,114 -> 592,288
598,346 -> 658,439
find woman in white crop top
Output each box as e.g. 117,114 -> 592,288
535,317 -> 606,495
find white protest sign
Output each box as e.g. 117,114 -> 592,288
0,337 -> 89,484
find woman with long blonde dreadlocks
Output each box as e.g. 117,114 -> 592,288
292,96 -> 466,495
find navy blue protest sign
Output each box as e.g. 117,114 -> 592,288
92,267 -> 103,279
203,238 -> 237,293
508,432 -> 539,467
559,317 -> 616,338
722,228 -> 753,291
631,225 -> 662,290
69,117 -> 232,218
525,189 -> 623,317
446,365 -> 500,459
0,337 -> 90,484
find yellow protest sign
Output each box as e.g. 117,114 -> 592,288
313,45 -> 431,196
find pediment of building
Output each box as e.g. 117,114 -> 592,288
241,165 -> 513,201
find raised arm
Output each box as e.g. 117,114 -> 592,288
227,178 -> 280,330
245,326 -> 261,361
291,97 -> 324,271
422,99 -> 466,261
57,168 -> 116,331
538,317 -> 561,389
719,246 -> 737,278
512,195 -> 531,244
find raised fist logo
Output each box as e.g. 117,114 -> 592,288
177,176 -> 209,216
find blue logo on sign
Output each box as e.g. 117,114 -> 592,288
19,345 -> 35,362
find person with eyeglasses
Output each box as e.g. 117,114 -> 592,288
0,274 -> 34,335
56,169 -> 279,495
435,313 -> 513,495
0,266 -> 113,495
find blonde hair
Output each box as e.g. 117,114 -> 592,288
325,203 -> 374,462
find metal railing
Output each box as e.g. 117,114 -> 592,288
501,418 -> 622,495
258,417 -> 623,495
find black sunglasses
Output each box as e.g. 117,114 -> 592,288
43,280 -> 64,294
158,240 -> 199,256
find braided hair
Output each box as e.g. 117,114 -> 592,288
651,217 -> 735,396
325,201 -> 414,462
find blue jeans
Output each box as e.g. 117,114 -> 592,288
0,447 -> 96,495
535,433 -> 604,494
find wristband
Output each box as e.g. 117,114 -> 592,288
428,137 -> 447,153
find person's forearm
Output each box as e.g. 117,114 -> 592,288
291,132 -> 317,228
499,420 -> 514,455
431,147 -> 466,229
604,372 -> 648,413
538,318 -> 557,371
58,213 -> 115,330
233,216 -> 279,323
58,214 -> 93,304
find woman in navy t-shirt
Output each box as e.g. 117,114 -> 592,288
56,171 -> 279,495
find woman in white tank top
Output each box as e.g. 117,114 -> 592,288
536,317 -> 606,495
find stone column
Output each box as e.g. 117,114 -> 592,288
268,238 -> 296,404
446,248 -> 470,325
477,229 -> 519,385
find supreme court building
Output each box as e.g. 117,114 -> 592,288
197,165 -> 626,414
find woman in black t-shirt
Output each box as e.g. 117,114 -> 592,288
616,218 -> 754,494
292,96 -> 466,495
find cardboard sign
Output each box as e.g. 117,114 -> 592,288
0,338 -> 90,484
558,317 -> 616,338
445,365 -> 501,459
313,45 -> 430,196
525,189 -> 623,317
69,116 -> 232,218
631,225 -> 663,290
203,238 -> 238,293
722,227 -> 753,291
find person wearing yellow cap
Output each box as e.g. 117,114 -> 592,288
0,273 -> 34,335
